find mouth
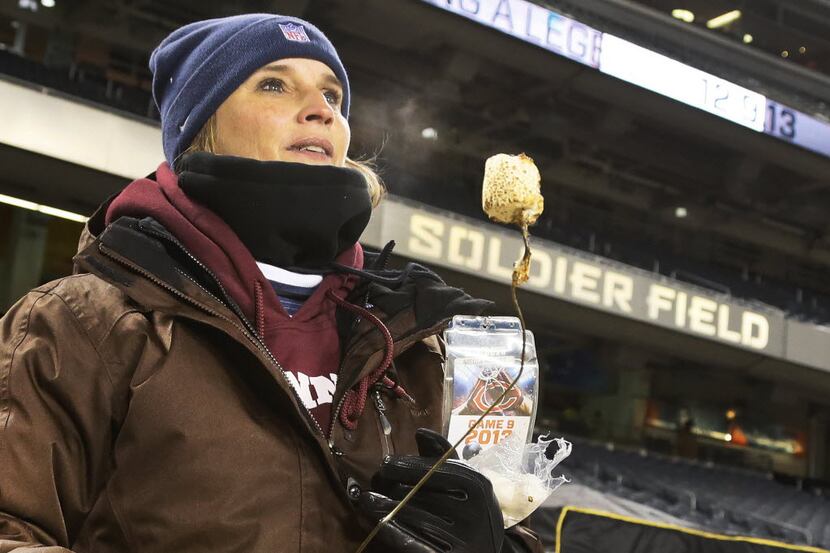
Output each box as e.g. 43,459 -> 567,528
287,137 -> 334,161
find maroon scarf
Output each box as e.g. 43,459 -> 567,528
106,161 -> 364,433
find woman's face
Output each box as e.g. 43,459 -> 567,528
213,58 -> 349,166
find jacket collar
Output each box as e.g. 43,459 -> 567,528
77,195 -> 491,357
73,194 -> 112,273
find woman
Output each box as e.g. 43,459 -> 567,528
0,14 -> 542,553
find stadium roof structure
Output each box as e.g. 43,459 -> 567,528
626,0 -> 830,80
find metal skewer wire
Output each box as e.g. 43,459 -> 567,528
355,225 -> 532,553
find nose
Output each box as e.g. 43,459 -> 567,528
297,92 -> 334,126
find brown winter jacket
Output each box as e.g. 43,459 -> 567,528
0,204 -> 543,553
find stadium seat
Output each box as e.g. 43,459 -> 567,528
552,437 -> 830,547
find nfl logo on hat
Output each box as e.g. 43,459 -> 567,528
279,23 -> 310,42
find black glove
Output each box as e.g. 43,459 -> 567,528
357,428 -> 505,553
502,527 -> 543,553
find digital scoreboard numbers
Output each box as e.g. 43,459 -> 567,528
764,100 -> 830,158
599,34 -> 830,156
599,34 -> 766,131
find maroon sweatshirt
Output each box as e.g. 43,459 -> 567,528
105,161 -> 363,434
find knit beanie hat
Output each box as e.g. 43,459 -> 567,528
149,14 -> 350,166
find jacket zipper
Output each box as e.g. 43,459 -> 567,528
329,319 -> 451,453
328,319 -> 449,444
373,388 -> 393,457
97,237 -> 328,442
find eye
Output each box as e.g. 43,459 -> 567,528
259,78 -> 286,93
323,89 -> 342,108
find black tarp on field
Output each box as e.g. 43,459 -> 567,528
554,507 -> 830,553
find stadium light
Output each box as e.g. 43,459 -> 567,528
421,127 -> 439,140
671,9 -> 695,23
40,0 -> 55,7
674,206 -> 688,218
742,34 -> 753,44
781,50 -> 789,58
0,193 -> 88,223
706,10 -> 741,29
799,46 -> 806,54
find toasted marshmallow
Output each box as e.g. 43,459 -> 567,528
482,153 -> 544,226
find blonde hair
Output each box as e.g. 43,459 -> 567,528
177,115 -> 386,207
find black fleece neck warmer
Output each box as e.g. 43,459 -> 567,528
177,152 -> 372,270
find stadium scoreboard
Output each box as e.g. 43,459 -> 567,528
421,0 -> 830,159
